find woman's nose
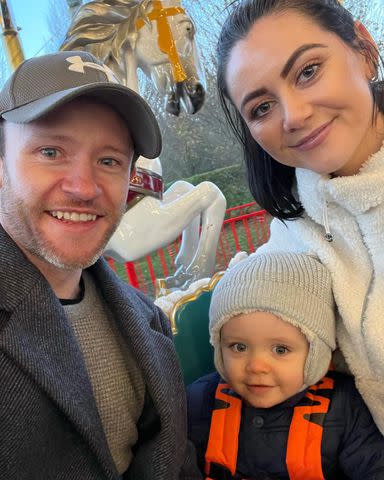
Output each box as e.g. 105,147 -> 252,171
281,92 -> 313,132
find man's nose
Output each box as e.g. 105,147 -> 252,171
61,161 -> 102,201
282,92 -> 312,132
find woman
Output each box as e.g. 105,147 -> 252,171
216,0 -> 384,433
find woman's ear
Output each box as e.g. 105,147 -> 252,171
354,20 -> 379,79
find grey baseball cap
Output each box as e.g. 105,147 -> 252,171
0,50 -> 162,159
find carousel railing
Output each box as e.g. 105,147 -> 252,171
107,202 -> 271,298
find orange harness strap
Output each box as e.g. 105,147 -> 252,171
205,383 -> 242,479
286,376 -> 334,480
204,376 -> 334,480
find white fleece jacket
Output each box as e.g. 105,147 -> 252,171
256,142 -> 384,433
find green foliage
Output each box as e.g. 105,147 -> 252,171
167,164 -> 256,208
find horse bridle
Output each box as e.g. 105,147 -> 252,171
129,1 -> 188,205
136,0 -> 188,83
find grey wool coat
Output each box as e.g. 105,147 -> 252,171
0,225 -> 201,480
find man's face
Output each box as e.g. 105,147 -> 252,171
0,98 -> 134,271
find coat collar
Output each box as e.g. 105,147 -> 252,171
296,141 -> 384,220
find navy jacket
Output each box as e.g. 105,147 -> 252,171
0,225 -> 201,480
187,371 -> 384,479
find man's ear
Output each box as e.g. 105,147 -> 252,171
354,20 -> 379,79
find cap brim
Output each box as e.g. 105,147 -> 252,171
2,83 -> 161,159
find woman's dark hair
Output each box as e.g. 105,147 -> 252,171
217,0 -> 384,220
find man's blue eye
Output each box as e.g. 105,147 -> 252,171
40,148 -> 57,157
101,158 -> 118,166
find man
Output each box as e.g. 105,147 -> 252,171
0,51 -> 201,479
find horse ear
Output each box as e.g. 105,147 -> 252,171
354,20 -> 379,79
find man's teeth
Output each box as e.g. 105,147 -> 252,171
50,211 -> 97,222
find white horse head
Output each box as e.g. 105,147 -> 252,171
61,0 -> 205,115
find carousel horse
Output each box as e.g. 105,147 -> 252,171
61,0 -> 227,289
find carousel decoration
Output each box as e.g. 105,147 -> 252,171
60,0 -> 227,291
0,0 -> 24,69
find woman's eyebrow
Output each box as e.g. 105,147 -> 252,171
281,43 -> 327,78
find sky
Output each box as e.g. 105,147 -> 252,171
4,0 -> 53,58
1,0 -> 383,82
2,1 -> 384,55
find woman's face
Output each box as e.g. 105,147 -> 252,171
225,10 -> 383,176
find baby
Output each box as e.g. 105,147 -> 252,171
187,252 -> 384,479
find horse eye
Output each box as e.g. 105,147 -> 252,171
185,22 -> 194,36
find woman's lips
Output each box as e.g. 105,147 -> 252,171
290,119 -> 334,151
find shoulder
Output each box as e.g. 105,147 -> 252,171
256,217 -> 310,255
187,371 -> 221,396
187,372 -> 221,419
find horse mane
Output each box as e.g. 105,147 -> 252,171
60,0 -> 153,64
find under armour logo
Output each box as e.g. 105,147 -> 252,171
66,56 -> 119,83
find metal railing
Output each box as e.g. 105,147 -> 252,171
107,202 -> 271,297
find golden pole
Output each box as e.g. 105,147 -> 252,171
0,0 -> 24,70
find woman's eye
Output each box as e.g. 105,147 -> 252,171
297,64 -> 320,84
273,345 -> 289,355
40,147 -> 58,158
251,102 -> 272,120
230,343 -> 247,353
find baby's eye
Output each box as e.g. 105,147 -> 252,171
40,147 -> 58,158
273,345 -> 289,355
230,343 -> 247,353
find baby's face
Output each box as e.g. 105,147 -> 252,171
220,312 -> 309,408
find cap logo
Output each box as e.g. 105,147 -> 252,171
66,55 -> 119,83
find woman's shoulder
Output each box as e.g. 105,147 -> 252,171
255,217 -> 309,255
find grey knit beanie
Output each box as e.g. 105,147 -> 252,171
209,252 -> 336,386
